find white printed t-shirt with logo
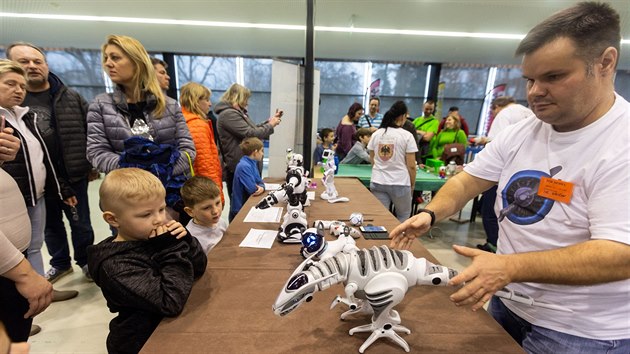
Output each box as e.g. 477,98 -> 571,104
367,127 -> 418,186
464,93 -> 630,340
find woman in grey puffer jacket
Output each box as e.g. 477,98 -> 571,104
87,35 -> 195,176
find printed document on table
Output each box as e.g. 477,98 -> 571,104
243,206 -> 283,223
239,229 -> 277,249
307,191 -> 315,200
264,183 -> 282,191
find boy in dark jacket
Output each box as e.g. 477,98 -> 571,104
87,168 -> 206,354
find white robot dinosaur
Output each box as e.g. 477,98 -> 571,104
320,149 -> 349,203
272,245 -> 458,353
256,151 -> 310,243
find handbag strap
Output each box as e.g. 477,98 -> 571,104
184,151 -> 195,177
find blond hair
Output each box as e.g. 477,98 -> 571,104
180,82 -> 211,119
99,168 -> 165,212
101,35 -> 166,117
220,83 -> 251,108
0,59 -> 26,78
180,175 -> 221,207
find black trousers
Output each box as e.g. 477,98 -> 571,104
0,264 -> 32,342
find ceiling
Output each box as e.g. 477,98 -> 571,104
1,0 -> 629,69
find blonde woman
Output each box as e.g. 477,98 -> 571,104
86,35 -> 195,175
214,83 -> 282,196
180,82 -> 224,203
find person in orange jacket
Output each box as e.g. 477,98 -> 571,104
180,82 -> 224,204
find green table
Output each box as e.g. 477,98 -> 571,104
336,164 -> 446,191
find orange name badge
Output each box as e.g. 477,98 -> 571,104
537,176 -> 574,204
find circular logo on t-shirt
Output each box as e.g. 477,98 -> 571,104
500,170 -> 555,225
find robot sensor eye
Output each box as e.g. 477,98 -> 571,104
287,273 -> 309,290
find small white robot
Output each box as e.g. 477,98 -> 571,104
300,222 -> 359,260
256,150 -> 310,244
320,149 -> 349,203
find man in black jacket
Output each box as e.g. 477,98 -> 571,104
7,43 -> 95,289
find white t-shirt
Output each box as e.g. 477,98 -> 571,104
367,127 -> 417,186
465,93 -> 630,340
487,104 -> 534,140
186,218 -> 228,254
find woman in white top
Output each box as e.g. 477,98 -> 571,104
367,101 -> 418,222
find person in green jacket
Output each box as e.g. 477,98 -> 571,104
431,115 -> 468,160
412,100 -> 439,163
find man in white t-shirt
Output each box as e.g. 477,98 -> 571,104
389,2 -> 630,352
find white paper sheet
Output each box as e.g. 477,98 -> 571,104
243,206 -> 283,223
307,191 -> 315,200
239,229 -> 278,249
264,183 -> 282,191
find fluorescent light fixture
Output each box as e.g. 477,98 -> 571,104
0,12 -> 627,43
316,26 -> 525,40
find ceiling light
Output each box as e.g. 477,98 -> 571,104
0,12 -> 627,44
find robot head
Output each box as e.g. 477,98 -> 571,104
287,151 -> 304,168
272,256 -> 335,316
300,223 -> 327,258
322,148 -> 335,161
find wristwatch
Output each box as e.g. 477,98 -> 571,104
417,209 -> 435,227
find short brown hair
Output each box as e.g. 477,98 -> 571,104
180,176 -> 221,207
6,41 -> 47,61
150,57 -> 167,68
356,128 -> 373,140
515,2 -> 620,68
240,137 -> 263,156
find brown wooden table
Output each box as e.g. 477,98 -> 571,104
141,178 -> 522,353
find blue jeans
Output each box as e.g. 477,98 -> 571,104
370,182 -> 412,222
27,197 -> 46,276
481,185 -> 499,246
44,178 -> 95,269
489,297 -> 630,354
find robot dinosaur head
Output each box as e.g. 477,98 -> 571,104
272,255 -> 336,317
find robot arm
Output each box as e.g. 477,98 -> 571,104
255,187 -> 287,209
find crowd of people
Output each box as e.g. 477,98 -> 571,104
1,2 -> 628,353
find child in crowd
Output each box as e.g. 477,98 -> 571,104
181,176 -> 228,254
340,128 -> 372,164
87,168 -> 207,354
313,128 -> 335,165
229,137 -> 266,221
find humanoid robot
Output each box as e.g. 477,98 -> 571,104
320,149 -> 349,203
256,150 -> 310,243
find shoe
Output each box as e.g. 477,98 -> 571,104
45,267 -> 74,284
476,243 -> 497,253
52,289 -> 79,302
29,325 -> 41,336
82,265 -> 93,282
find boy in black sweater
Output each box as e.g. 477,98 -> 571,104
87,168 -> 206,354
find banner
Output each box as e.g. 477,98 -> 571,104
480,83 -> 507,136
368,79 -> 381,98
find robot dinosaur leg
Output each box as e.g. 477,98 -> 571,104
349,273 -> 411,353
330,282 -> 373,320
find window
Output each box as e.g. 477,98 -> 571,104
440,66 -> 493,135
176,55 -> 236,108
371,63 -> 428,118
316,61 -> 365,130
46,49 -> 106,101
